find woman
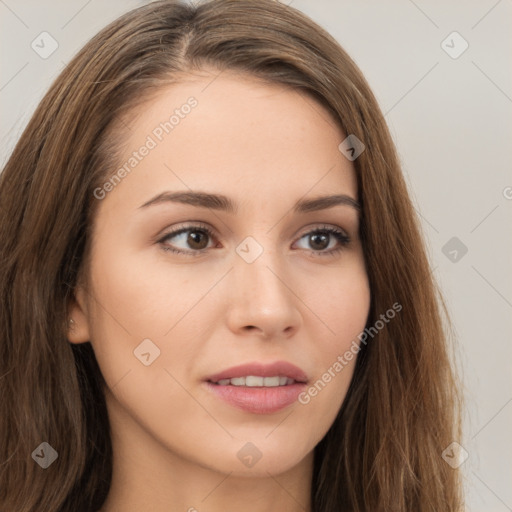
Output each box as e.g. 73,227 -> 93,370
0,0 -> 464,510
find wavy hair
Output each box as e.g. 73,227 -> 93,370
0,0 -> 463,510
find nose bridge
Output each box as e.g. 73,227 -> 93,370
228,233 -> 301,337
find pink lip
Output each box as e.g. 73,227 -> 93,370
203,361 -> 308,415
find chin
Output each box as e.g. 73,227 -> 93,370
195,435 -> 314,477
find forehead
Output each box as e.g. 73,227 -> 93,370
99,70 -> 357,214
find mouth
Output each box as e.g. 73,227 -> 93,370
205,360 -> 308,386
203,361 -> 308,414
208,375 -> 302,387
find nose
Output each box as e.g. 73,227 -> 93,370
226,247 -> 302,340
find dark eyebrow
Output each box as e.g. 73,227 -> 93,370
294,194 -> 361,214
138,191 -> 361,215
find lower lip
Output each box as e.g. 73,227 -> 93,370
204,381 -> 306,414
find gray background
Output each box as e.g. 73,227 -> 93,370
1,1 -> 511,510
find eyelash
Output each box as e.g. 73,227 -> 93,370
157,222 -> 351,258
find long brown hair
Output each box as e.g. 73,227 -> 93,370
0,0 -> 464,510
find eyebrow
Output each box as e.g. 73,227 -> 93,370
138,191 -> 361,215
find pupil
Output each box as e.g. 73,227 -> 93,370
311,233 -> 328,250
188,231 -> 208,249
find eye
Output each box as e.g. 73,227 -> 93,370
293,225 -> 350,257
158,223 -> 216,256
157,223 -> 350,257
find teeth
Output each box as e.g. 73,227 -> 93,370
214,375 -> 296,387
246,376 -> 264,387
263,376 -> 280,386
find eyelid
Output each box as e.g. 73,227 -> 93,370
295,222 -> 349,238
158,221 -> 349,239
156,221 -> 215,240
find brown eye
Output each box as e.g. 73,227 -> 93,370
308,232 -> 330,251
294,226 -> 350,256
185,230 -> 210,250
159,224 -> 216,255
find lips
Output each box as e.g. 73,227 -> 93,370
205,361 -> 308,385
204,361 -> 308,414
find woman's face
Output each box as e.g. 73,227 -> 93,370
70,69 -> 370,478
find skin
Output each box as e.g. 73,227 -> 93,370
68,69 -> 370,512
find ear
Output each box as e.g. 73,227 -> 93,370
67,284 -> 91,344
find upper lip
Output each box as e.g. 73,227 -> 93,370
206,361 -> 308,384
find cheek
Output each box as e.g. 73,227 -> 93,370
306,256 -> 371,347
295,260 -> 370,435
85,239 -> 223,388
87,241 -> 199,336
